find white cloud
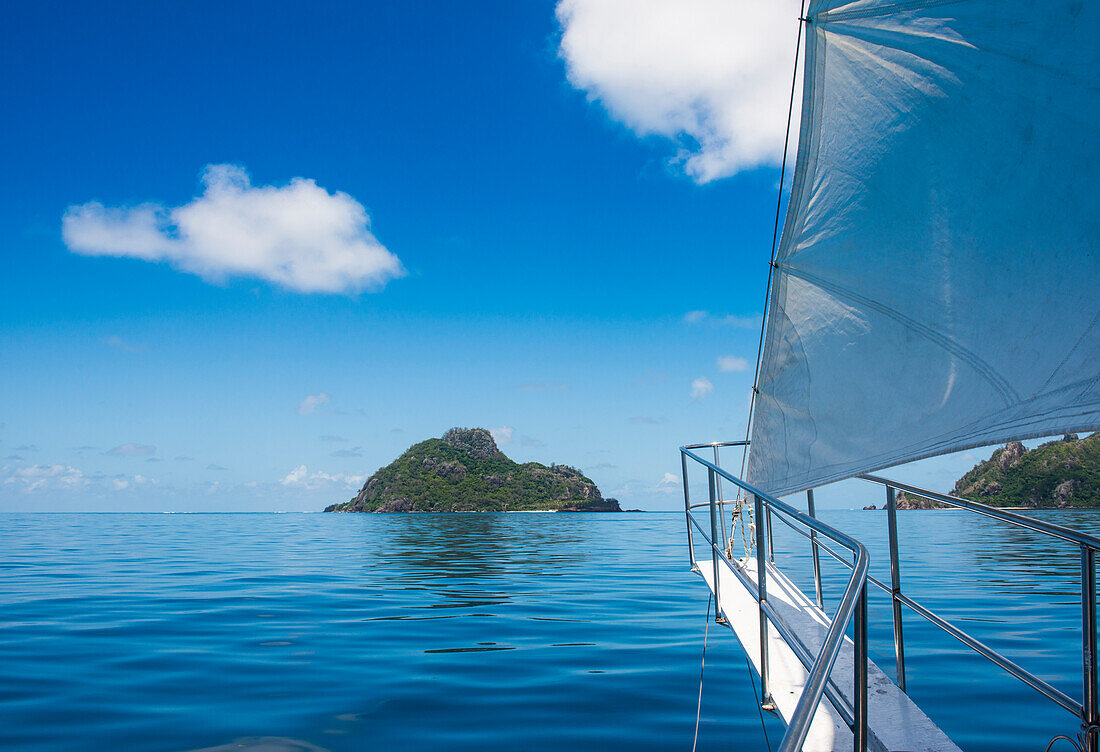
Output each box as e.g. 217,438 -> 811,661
3,463 -> 88,492
655,472 -> 680,489
297,393 -> 330,415
280,464 -> 365,491
62,164 -> 405,294
489,426 -> 514,445
557,0 -> 802,182
718,355 -> 750,372
107,443 -> 156,457
691,377 -> 714,400
683,311 -> 762,329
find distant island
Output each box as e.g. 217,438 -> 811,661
324,427 -> 622,513
893,433 -> 1100,509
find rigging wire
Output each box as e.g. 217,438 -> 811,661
736,1 -> 810,549
691,593 -> 712,752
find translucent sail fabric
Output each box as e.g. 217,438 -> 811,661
747,0 -> 1100,498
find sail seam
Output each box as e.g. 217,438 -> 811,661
775,264 -> 1019,406
1040,306 -> 1100,396
819,0 -> 968,24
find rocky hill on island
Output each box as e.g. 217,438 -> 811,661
324,427 -> 621,513
895,432 -> 1100,509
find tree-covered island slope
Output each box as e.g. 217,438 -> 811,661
895,433 -> 1100,509
324,427 -> 621,513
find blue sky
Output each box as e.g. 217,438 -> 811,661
0,1 -> 1000,511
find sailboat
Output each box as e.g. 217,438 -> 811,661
680,1 -> 1100,750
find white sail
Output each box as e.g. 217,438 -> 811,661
748,0 -> 1100,497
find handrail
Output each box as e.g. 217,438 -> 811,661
858,474 -> 1100,550
681,440 -> 1100,752
856,472 -> 1099,745
681,445 -> 870,752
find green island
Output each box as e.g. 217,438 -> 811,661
324,427 -> 621,513
895,432 -> 1100,509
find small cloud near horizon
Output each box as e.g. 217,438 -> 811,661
521,436 -> 545,448
586,462 -> 617,471
331,446 -> 363,458
683,311 -> 762,329
691,377 -> 714,400
297,393 -> 330,415
628,416 -> 667,425
280,465 -> 364,491
107,443 -> 156,457
489,426 -> 514,445
718,355 -> 750,372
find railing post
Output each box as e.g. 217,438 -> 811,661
854,581 -> 868,752
713,444 -> 727,553
682,452 -> 696,570
886,485 -> 907,693
1083,547 -> 1098,752
807,489 -> 823,609
754,493 -> 771,706
708,468 -> 725,624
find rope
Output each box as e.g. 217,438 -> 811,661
691,593 -> 713,752
736,2 -> 810,554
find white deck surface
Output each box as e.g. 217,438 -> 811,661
693,550 -> 961,752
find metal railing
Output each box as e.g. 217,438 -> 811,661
681,439 -> 1100,752
681,441 -> 870,752
855,473 -> 1100,752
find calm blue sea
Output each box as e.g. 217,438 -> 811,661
1,510 -> 1097,752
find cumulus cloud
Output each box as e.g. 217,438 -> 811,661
110,474 -> 153,491
107,443 -> 156,457
691,377 -> 714,400
654,472 -> 680,492
297,393 -> 330,415
62,164 -> 405,294
280,465 -> 365,491
718,355 -> 750,372
557,0 -> 802,182
3,463 -> 88,492
489,426 -> 514,445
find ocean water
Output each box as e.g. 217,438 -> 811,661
0,510 -> 1097,752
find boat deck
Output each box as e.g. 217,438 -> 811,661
695,554 -> 961,752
